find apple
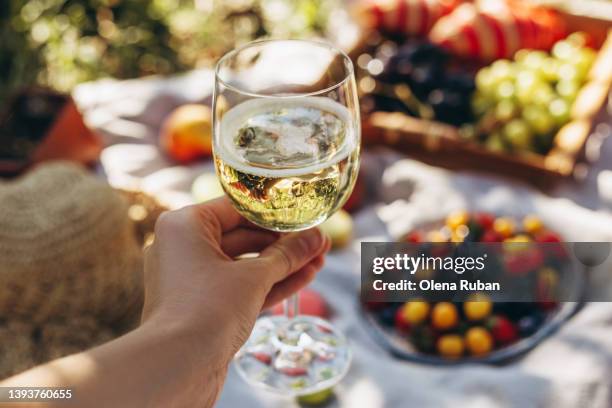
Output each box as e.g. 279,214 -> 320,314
159,104 -> 213,163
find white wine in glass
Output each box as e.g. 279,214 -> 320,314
213,39 -> 359,396
215,97 -> 359,231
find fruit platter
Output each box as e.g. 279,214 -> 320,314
360,212 -> 586,364
351,0 -> 612,186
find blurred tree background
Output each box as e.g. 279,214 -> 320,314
0,0 -> 338,102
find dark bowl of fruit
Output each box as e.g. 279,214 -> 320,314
360,212 -> 586,364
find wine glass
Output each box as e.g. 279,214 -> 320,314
212,39 -> 359,396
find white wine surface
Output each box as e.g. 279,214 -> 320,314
214,97 -> 359,231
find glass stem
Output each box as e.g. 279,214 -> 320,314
283,293 -> 299,319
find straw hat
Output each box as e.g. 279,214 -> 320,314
0,161 -> 164,377
0,161 -> 144,323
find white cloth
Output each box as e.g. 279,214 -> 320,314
74,72 -> 612,408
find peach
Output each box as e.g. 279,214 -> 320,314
159,104 -> 213,163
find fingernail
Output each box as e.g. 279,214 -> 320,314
319,231 -> 331,251
324,235 -> 332,251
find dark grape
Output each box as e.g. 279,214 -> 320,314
410,66 -> 440,99
517,313 -> 545,337
361,40 -> 474,126
428,89 -> 472,126
444,73 -> 476,94
465,221 -> 483,242
378,306 -> 397,327
362,94 -> 413,115
493,302 -> 533,320
411,325 -> 437,353
398,42 -> 449,66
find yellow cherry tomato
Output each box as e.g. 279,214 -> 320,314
427,230 -> 448,243
538,267 -> 559,289
523,215 -> 544,234
464,295 -> 493,321
505,234 -> 531,243
465,327 -> 494,356
451,224 -> 469,243
446,210 -> 469,230
493,217 -> 515,238
450,233 -> 464,243
437,334 -> 465,358
538,266 -> 559,302
431,302 -> 459,330
400,301 -> 430,325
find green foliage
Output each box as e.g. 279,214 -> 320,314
0,0 -> 337,102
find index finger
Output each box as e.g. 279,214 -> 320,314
195,195 -> 254,233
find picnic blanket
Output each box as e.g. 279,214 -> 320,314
74,70 -> 612,408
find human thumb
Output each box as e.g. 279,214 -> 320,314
255,228 -> 325,284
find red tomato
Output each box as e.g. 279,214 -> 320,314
481,230 -> 503,242
474,212 -> 496,230
488,316 -> 518,345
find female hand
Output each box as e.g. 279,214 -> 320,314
140,196 -> 331,404
143,196 -> 330,359
2,196 -> 330,408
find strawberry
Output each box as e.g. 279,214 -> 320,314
535,231 -> 560,242
480,230 -> 503,243
405,231 -> 423,243
474,212 -> 495,230
536,231 -> 567,259
504,247 -> 544,275
316,324 -> 333,334
487,315 -> 518,345
251,352 -> 272,365
279,366 -> 308,377
394,307 -> 412,332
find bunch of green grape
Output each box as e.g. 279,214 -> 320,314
463,32 -> 597,154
